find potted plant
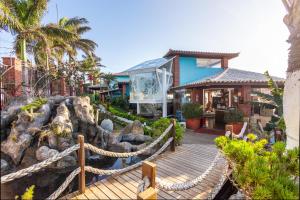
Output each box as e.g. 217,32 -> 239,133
182,103 -> 203,130
224,109 -> 244,134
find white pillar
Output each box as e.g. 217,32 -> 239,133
137,103 -> 140,114
162,68 -> 167,117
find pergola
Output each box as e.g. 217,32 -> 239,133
126,57 -> 174,117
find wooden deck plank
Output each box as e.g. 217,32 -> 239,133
89,183 -> 110,199
84,187 -> 99,199
94,181 -> 120,200
66,143 -> 225,200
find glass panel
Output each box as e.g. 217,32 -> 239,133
130,72 -> 162,102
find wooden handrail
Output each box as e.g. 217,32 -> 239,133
170,119 -> 176,152
78,135 -> 85,193
137,161 -> 157,200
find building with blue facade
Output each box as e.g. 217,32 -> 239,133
111,49 -> 284,126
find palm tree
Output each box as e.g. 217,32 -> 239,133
51,17 -> 98,95
0,0 -> 76,96
282,0 -> 300,149
55,17 -> 98,59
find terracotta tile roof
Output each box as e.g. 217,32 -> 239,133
113,71 -> 129,76
164,49 -> 239,59
173,68 -> 285,89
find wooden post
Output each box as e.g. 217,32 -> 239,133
171,119 -> 176,152
137,161 -> 157,200
95,110 -> 99,125
78,135 -> 85,193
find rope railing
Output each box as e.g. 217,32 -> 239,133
137,151 -> 220,193
155,152 -> 220,191
1,120 -> 176,200
47,168 -> 81,200
85,137 -> 173,176
84,123 -> 173,158
1,144 -> 80,184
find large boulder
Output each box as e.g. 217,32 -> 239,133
1,159 -> 9,172
120,133 -> 152,143
56,155 -> 76,168
101,119 -> 114,132
73,96 -> 94,124
121,120 -> 144,135
1,101 -> 54,164
36,146 -> 59,161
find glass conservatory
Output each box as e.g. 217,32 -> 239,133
126,58 -> 174,117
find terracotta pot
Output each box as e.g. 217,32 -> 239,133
186,118 -> 201,130
228,122 -> 243,134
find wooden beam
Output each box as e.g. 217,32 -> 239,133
137,161 -> 157,200
137,187 -> 157,200
142,161 -> 156,188
171,119 -> 176,152
78,135 -> 85,193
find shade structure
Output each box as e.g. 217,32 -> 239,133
126,58 -> 174,117
127,58 -> 173,104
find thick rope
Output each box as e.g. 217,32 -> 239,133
1,144 -> 80,184
84,124 -> 173,158
47,168 -> 80,200
207,157 -> 229,200
155,152 -> 220,191
85,137 -> 173,176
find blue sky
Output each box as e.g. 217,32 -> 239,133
0,0 -> 289,77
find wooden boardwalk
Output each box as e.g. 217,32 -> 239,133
64,142 -> 225,200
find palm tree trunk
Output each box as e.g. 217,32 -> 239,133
282,0 -> 300,149
20,39 -> 28,96
45,53 -> 51,96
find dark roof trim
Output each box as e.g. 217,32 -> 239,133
164,49 -> 239,59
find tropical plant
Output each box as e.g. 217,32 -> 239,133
15,185 -> 35,200
215,135 -> 299,199
0,0 -> 76,95
182,103 -> 203,119
251,71 -> 284,131
20,97 -> 47,112
224,109 -> 244,124
111,96 -> 129,111
150,118 -> 184,145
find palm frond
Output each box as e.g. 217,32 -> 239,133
25,0 -> 47,26
65,17 -> 88,27
0,0 -> 23,32
77,26 -> 91,34
252,91 -> 274,102
41,24 -> 78,41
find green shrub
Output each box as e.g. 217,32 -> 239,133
87,93 -> 100,105
215,136 -> 299,199
150,118 -> 184,145
108,106 -> 152,125
111,96 -> 129,111
182,103 -> 203,119
224,109 -> 244,124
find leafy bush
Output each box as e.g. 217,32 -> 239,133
149,118 -> 184,145
87,93 -> 99,105
108,106 -> 152,125
111,96 -> 129,111
215,135 -> 299,199
182,103 -> 203,119
224,109 -> 244,124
